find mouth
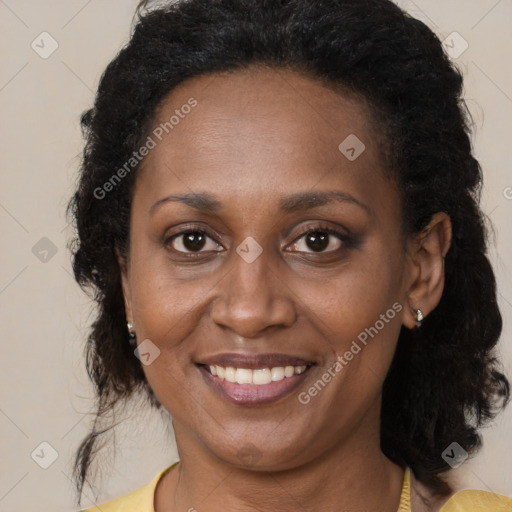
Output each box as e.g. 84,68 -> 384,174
195,353 -> 316,406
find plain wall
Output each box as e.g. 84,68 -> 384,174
0,1 -> 511,510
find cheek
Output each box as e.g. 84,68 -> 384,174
291,251 -> 404,401
129,252 -> 205,342
128,256 -> 220,406
295,258 -> 403,347
130,269 -> 204,412
299,273 -> 403,426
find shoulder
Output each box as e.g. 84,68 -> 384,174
441,488 -> 512,511
409,469 -> 511,512
79,484 -> 152,512
78,464 -> 175,512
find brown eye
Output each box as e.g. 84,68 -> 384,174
288,227 -> 348,253
167,230 -> 221,253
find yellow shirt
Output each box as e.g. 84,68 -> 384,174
81,464 -> 512,512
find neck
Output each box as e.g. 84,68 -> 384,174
155,419 -> 405,512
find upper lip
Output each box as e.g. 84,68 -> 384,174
196,353 -> 316,369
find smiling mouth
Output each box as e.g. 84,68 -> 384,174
196,357 -> 316,405
200,364 -> 309,385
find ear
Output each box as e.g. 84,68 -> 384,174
402,212 -> 452,330
116,248 -> 134,325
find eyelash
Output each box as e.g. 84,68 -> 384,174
164,223 -> 355,257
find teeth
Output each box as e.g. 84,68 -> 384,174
225,367 -> 236,383
271,366 -> 285,381
235,368 -> 253,384
207,364 -> 307,385
284,365 -> 295,377
253,368 -> 271,385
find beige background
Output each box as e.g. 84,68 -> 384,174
0,1 -> 511,510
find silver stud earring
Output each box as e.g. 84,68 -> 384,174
127,322 -> 137,347
415,309 -> 424,327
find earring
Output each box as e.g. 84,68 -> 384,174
127,322 -> 137,347
415,309 -> 424,328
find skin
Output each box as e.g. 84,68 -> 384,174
119,65 -> 452,512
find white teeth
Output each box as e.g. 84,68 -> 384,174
270,366 -> 285,381
207,364 -> 308,385
215,365 -> 225,379
253,368 -> 272,385
225,367 -> 236,383
235,368 -> 253,384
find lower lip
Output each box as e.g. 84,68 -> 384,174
197,365 -> 313,406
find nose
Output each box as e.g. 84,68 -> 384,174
210,247 -> 296,339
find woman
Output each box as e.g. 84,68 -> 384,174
67,0 -> 511,510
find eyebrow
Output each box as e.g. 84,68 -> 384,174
149,190 -> 372,217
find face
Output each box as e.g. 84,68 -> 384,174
120,66 -> 416,470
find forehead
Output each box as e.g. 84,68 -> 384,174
134,66 -> 388,210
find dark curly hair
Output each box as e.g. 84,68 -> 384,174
67,0 -> 510,505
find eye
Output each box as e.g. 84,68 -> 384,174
166,229 -> 222,254
288,226 -> 349,253
164,224 -> 354,256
